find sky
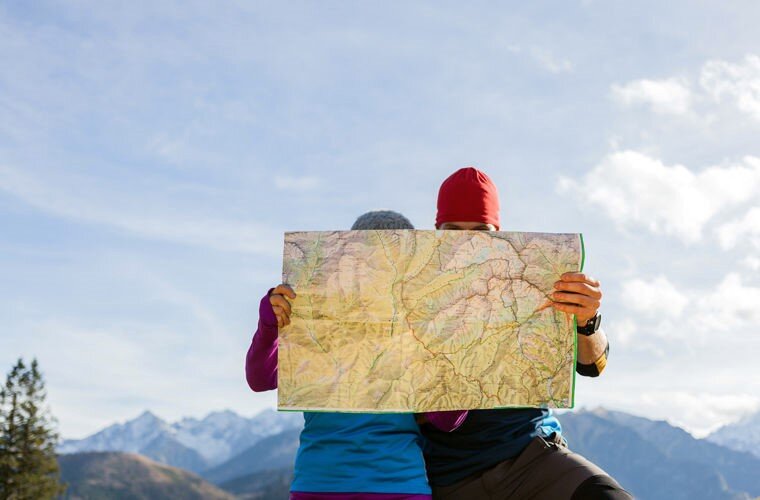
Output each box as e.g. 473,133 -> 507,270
2,0 -> 760,439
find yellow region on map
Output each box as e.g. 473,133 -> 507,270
278,230 -> 583,412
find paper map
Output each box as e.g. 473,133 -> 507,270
278,230 -> 583,412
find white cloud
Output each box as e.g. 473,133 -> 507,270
604,315 -> 684,357
604,318 -> 670,357
638,391 -> 760,437
558,151 -> 760,243
621,276 -> 688,318
742,255 -> 760,270
611,78 -> 693,115
577,385 -> 760,438
612,54 -> 760,122
716,206 -> 760,249
700,54 -> 760,121
0,165 -> 279,254
694,273 -> 760,331
613,272 -> 760,343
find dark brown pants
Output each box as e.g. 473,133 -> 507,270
431,434 -> 632,500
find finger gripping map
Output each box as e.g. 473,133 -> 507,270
278,230 -> 583,412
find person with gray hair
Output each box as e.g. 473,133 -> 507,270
245,210 -> 465,500
351,210 -> 414,230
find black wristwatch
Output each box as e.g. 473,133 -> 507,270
577,313 -> 601,336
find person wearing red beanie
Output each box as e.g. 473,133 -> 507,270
435,167 -> 501,230
421,167 -> 631,500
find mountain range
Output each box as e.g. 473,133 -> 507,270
561,409 -> 760,500
58,409 -> 303,473
706,409 -> 760,459
57,407 -> 760,500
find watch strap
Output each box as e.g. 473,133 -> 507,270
576,313 -> 601,336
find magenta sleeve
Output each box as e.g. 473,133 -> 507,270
422,410 -> 469,432
245,291 -> 279,392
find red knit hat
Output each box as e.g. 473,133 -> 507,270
436,167 -> 500,230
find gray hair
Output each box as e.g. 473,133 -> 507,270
351,210 -> 414,230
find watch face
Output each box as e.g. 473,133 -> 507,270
593,314 -> 602,331
577,314 -> 601,335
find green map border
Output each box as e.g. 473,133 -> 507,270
570,232 -> 585,409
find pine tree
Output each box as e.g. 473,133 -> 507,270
0,358 -> 66,499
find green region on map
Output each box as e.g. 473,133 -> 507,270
278,230 -> 583,412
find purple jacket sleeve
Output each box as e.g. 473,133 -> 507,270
422,410 -> 469,432
245,291 -> 279,392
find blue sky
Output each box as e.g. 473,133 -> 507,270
2,1 -> 760,439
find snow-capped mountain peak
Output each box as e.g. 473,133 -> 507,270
58,410 -> 171,455
707,409 -> 760,458
57,408 -> 303,469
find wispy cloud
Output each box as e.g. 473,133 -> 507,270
620,276 -> 688,318
607,318 -> 636,346
506,44 -> 574,74
637,391 -> 759,437
611,78 -> 692,115
1,314 -> 256,438
694,273 -> 760,332
0,165 -> 279,254
274,175 -> 322,192
529,48 -> 574,74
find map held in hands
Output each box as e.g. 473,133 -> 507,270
278,230 -> 583,412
